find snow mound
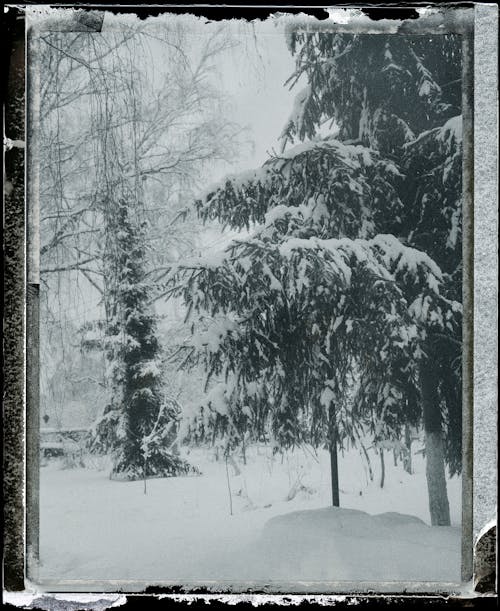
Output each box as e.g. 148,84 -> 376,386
255,506 -> 460,583
263,506 -> 426,540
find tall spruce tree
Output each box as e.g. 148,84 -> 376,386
169,31 -> 462,524
279,30 -> 463,525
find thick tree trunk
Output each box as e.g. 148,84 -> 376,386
328,406 -> 340,507
424,430 -> 450,525
420,357 -> 451,526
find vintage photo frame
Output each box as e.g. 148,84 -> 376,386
3,3 -> 497,606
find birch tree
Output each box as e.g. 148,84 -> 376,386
38,19 -> 242,478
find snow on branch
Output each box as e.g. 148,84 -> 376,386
195,138 -> 403,237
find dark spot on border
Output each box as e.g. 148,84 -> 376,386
362,8 -> 420,21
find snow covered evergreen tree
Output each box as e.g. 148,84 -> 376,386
168,30 -> 462,524
89,196 -> 193,480
279,29 -> 463,525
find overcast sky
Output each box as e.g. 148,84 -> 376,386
179,17 -> 302,260
213,19 -> 298,176
98,13 -> 300,182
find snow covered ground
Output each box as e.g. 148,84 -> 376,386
37,443 -> 462,588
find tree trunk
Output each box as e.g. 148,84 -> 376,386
241,436 -> 247,466
403,423 -> 412,474
379,448 -> 385,488
420,358 -> 451,526
330,438 -> 340,506
328,406 -> 340,507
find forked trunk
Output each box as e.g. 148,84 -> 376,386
419,357 -> 451,526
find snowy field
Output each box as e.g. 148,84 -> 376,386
37,443 -> 462,588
